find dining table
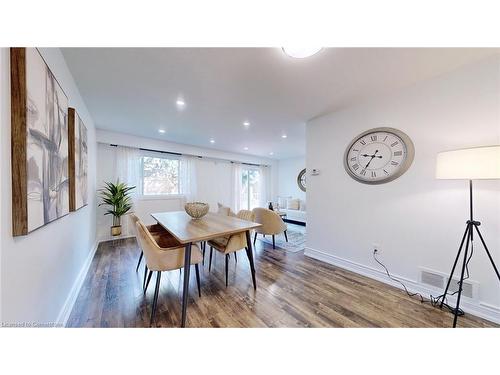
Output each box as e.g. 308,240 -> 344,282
150,211 -> 261,327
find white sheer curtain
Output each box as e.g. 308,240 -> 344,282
179,155 -> 198,203
230,162 -> 242,213
114,146 -> 141,236
259,165 -> 271,208
115,145 -> 142,203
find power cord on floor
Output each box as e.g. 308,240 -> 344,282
372,250 -> 464,317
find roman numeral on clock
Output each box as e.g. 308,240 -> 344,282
360,140 -> 366,146
352,164 -> 359,171
391,161 -> 399,166
370,135 -> 377,141
360,169 -> 367,176
391,141 -> 399,147
394,151 -> 402,156
371,171 -> 376,178
383,169 -> 389,175
350,157 -> 357,161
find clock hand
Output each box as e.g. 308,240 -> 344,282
364,150 -> 379,169
361,153 -> 383,158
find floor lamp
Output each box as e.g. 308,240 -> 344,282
436,145 -> 500,327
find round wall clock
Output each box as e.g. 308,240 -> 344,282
297,168 -> 306,192
344,127 -> 415,184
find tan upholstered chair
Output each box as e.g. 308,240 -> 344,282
252,207 -> 288,249
217,202 -> 236,217
207,209 -> 257,289
204,203 -> 237,264
135,221 -> 203,326
194,204 -> 233,266
130,213 -> 171,289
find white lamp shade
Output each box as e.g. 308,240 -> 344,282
436,145 -> 500,180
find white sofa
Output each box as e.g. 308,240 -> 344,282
277,197 -> 306,225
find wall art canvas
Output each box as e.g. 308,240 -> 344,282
11,48 -> 69,236
68,108 -> 88,211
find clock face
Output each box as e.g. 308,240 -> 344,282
344,128 -> 414,184
297,169 -> 306,192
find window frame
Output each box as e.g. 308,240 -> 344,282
139,151 -> 182,198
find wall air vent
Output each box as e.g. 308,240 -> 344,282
447,278 -> 475,299
421,270 -> 445,289
420,267 -> 478,300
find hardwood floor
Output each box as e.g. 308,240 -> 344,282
67,235 -> 497,328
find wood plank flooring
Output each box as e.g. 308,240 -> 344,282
67,236 -> 497,328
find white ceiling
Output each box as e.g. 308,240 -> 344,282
61,48 -> 498,159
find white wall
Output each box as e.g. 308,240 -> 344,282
306,56 -> 500,322
278,157 -> 306,201
96,130 -> 279,241
0,48 -> 97,325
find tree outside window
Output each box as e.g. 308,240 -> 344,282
142,156 -> 180,195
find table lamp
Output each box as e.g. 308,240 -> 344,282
436,145 -> 500,327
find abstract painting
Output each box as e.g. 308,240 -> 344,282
69,108 -> 88,211
11,48 -> 69,235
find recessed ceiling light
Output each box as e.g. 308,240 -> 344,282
176,99 -> 185,107
281,134 -> 287,139
269,152 -> 274,156
210,139 -> 215,144
244,147 -> 249,151
282,47 -> 323,59
158,129 -> 166,134
243,121 -> 250,127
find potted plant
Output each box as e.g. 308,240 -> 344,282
99,180 -> 135,236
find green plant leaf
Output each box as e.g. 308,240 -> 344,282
98,180 -> 136,220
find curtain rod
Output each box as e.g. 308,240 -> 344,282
108,144 -> 268,167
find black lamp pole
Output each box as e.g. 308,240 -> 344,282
440,179 -> 500,327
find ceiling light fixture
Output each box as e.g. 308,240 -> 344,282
281,134 -> 287,139
210,139 -> 215,144
158,129 -> 166,134
243,121 -> 250,127
282,47 -> 323,59
176,98 -> 185,107
269,152 -> 274,156
244,147 -> 249,151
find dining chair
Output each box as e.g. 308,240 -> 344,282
217,202 -> 236,216
135,221 -> 203,326
130,213 -> 171,289
215,203 -> 238,263
252,207 -> 288,249
207,209 -> 257,289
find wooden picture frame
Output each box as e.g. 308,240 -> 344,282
68,108 -> 88,211
11,48 -> 70,236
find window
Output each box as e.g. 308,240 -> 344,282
240,168 -> 261,210
141,155 -> 180,195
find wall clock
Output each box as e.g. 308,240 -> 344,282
297,168 -> 306,192
344,127 -> 415,184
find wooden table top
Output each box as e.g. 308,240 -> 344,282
151,211 -> 261,244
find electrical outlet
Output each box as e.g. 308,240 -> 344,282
372,243 -> 381,253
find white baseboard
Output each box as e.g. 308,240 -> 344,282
305,247 -> 500,325
56,241 -> 99,327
